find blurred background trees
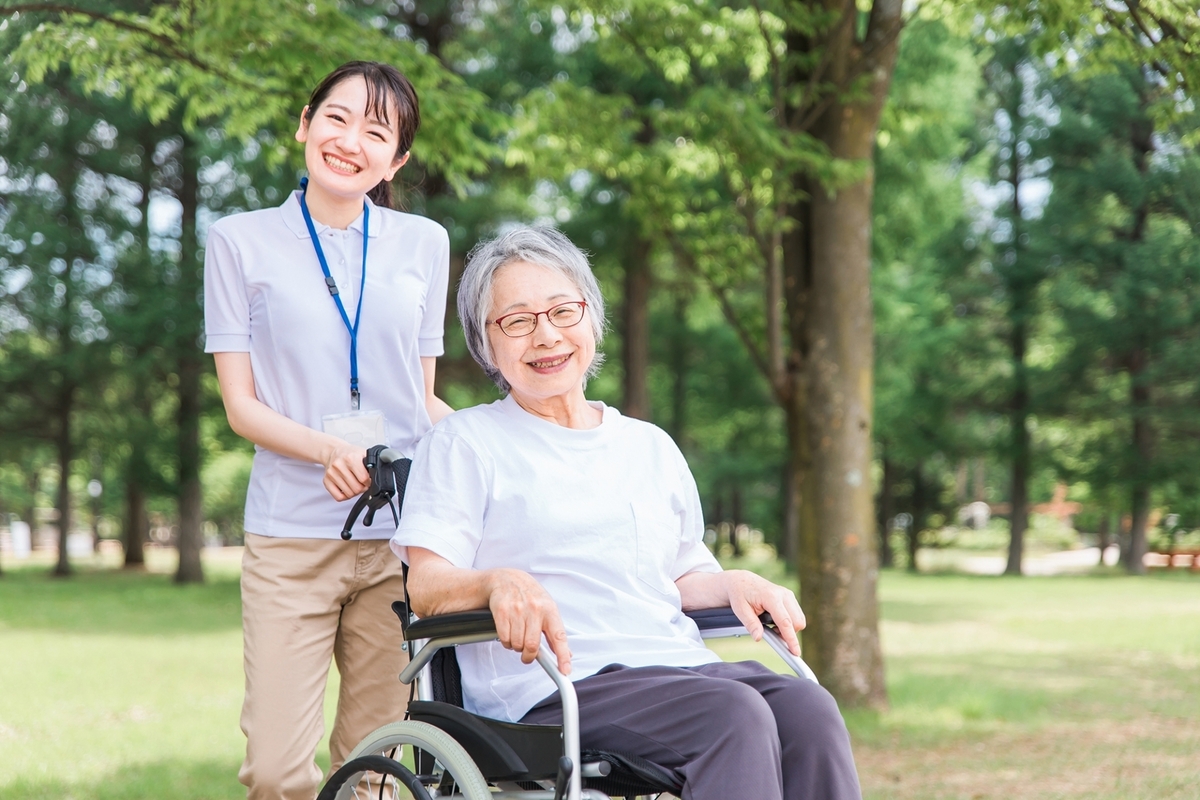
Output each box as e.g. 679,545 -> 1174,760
2,0 -> 1199,705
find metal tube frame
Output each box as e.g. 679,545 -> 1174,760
698,625 -> 819,684
402,636 -> 585,800
400,618 -> 820,800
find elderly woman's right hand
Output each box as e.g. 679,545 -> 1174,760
487,568 -> 572,674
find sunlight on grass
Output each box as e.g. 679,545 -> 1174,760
0,552 -> 341,800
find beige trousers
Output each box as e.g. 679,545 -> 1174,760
238,533 -> 409,800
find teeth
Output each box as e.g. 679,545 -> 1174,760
531,355 -> 569,368
324,154 -> 360,173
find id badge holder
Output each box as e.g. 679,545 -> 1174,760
322,409 -> 388,446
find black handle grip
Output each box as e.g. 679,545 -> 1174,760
553,756 -> 573,800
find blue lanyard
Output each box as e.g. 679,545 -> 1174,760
299,177 -> 369,410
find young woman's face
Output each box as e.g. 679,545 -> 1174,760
295,75 -> 409,201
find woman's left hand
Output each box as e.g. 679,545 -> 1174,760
724,570 -> 806,656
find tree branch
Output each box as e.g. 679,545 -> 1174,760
666,233 -> 787,405
749,0 -> 786,122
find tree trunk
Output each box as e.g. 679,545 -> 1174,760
1127,350 -> 1151,575
668,291 -> 689,444
1004,75 -> 1031,577
88,457 -> 101,554
53,390 -> 75,577
123,467 -> 147,568
24,467 -> 41,550
124,126 -> 152,571
908,464 -> 924,574
877,453 -> 895,568
782,0 -> 900,709
1122,100 -> 1154,577
1006,363 -> 1030,576
730,485 -> 743,557
124,372 -> 150,568
780,383 -> 808,568
622,238 -> 652,421
175,331 -> 205,583
174,130 -> 205,584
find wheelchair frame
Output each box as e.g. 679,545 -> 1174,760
343,606 -> 819,800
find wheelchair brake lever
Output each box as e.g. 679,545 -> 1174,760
340,493 -> 370,540
553,756 -> 573,800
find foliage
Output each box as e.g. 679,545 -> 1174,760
4,0 -> 1200,580
6,0 -> 497,188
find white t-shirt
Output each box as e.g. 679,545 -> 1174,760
204,190 -> 449,539
390,395 -> 723,722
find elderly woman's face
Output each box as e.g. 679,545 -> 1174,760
487,260 -> 595,404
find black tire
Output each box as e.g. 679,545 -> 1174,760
343,720 -> 491,800
317,754 -> 431,800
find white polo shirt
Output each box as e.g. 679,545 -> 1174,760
391,396 -> 723,722
204,190 -> 449,540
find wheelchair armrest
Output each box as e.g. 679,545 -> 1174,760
403,608 -> 497,642
685,607 -> 774,632
686,607 -> 819,685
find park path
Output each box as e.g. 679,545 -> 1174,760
956,546 -> 1119,575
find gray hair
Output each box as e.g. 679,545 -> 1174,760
458,226 -> 607,393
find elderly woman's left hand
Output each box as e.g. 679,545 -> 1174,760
723,570 -> 806,656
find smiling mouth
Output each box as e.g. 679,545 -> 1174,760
528,354 -> 570,369
324,154 -> 361,174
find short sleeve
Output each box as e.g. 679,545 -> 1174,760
668,445 -> 722,580
203,225 -> 252,353
390,427 -> 490,568
418,226 -> 450,358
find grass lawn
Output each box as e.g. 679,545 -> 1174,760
2,549 -> 1198,799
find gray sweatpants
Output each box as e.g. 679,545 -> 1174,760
520,660 -> 862,800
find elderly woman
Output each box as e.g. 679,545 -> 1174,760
390,227 -> 862,800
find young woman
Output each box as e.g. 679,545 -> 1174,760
203,61 -> 453,800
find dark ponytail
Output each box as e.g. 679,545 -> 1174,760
368,180 -> 394,210
304,61 -> 421,211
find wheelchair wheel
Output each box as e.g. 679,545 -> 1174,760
343,719 -> 490,800
318,754 -> 431,800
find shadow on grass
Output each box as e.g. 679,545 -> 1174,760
0,566 -> 242,636
0,758 -> 244,800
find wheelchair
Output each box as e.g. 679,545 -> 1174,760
319,447 -> 819,800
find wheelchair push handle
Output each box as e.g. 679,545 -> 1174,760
369,446 -> 404,467
340,444 -> 412,540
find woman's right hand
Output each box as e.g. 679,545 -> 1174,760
215,353 -> 373,501
322,441 -> 370,501
487,568 -> 572,674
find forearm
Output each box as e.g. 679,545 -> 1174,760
222,392 -> 347,467
421,356 -> 454,425
406,548 -> 504,617
426,394 -> 455,425
407,548 -> 572,670
675,569 -> 732,611
681,569 -> 805,653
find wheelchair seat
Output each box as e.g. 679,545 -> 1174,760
399,603 -> 685,798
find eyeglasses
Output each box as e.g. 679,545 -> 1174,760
491,301 -> 588,338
